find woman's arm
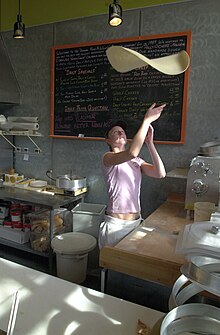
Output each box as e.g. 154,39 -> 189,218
128,103 -> 165,158
103,103 -> 166,167
140,125 -> 166,178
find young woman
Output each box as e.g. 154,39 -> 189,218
99,102 -> 166,248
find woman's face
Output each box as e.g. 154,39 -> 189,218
107,126 -> 127,148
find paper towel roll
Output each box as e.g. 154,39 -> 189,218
7,116 -> 39,122
0,122 -> 39,130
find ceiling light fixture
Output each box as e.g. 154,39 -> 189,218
13,0 -> 25,38
109,0 -> 123,27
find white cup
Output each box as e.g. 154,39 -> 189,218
194,202 -> 216,222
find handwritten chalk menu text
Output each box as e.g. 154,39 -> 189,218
50,31 -> 191,143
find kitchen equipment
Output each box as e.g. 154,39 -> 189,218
169,255 -> 220,310
185,141 -> 220,210
56,175 -> 86,191
199,140 -> 220,156
161,303 -> 220,335
45,171 -> 87,195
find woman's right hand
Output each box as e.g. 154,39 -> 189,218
144,103 -> 166,124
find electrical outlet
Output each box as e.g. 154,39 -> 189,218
34,148 -> 41,154
23,148 -> 29,153
15,147 -> 21,152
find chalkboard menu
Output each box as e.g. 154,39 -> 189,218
50,31 -> 191,143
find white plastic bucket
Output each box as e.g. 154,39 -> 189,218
51,232 -> 96,284
56,252 -> 88,283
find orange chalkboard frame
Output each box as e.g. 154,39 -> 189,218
50,31 -> 191,144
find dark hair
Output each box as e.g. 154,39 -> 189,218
105,120 -> 127,138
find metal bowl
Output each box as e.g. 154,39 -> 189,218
161,303 -> 220,335
56,175 -> 86,191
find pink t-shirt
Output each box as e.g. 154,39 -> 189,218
101,156 -> 144,214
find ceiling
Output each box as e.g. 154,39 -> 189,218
0,0 -> 185,32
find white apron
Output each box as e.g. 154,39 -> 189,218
98,215 -> 142,249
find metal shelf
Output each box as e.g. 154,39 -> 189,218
0,186 -> 85,273
0,237 -> 49,257
0,130 -> 42,153
0,130 -> 42,136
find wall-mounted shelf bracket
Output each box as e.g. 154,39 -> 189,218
0,132 -> 17,149
27,135 -> 41,152
0,130 -> 42,153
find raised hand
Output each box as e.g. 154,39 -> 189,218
144,103 -> 166,124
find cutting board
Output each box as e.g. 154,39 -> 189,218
5,181 -> 46,193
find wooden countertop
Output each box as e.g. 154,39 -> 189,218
100,198 -> 192,286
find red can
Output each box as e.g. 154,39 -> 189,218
3,220 -> 12,228
12,221 -> 23,230
11,209 -> 22,222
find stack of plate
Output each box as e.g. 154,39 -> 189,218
29,180 -> 47,188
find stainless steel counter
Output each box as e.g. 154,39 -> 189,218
0,185 -> 84,209
0,186 -> 86,272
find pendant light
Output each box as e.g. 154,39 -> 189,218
13,0 -> 25,38
109,0 -> 123,27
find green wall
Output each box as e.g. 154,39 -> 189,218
1,0 -> 183,31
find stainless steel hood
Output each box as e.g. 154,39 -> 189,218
0,34 -> 21,104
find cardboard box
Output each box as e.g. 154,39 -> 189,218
0,226 -> 30,244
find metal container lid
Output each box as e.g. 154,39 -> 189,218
199,141 -> 220,156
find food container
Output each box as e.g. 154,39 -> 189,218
0,226 -> 30,244
28,209 -> 66,233
28,208 -> 71,252
5,173 -> 18,183
56,175 -> 86,191
30,232 -> 50,252
0,205 -> 9,219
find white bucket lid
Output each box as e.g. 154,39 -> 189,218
51,232 -> 96,255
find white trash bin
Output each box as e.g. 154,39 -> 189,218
72,203 -> 106,236
51,232 -> 96,284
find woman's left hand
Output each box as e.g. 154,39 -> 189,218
145,124 -> 154,144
